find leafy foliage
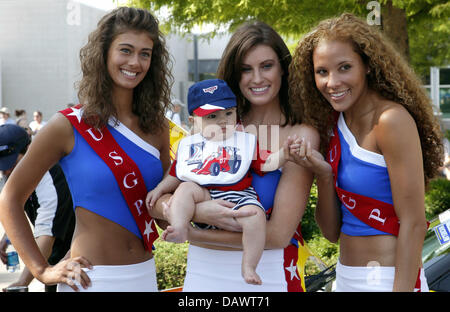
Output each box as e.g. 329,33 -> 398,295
153,233 -> 188,290
301,182 -> 320,241
444,129 -> 450,141
425,178 -> 450,219
127,0 -> 449,80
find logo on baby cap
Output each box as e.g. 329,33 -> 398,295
203,85 -> 218,94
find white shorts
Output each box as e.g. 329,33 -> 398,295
183,245 -> 287,292
57,258 -> 158,292
335,260 -> 429,292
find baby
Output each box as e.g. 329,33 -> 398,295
146,79 -> 292,285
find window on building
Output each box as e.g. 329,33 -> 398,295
188,59 -> 220,82
439,68 -> 450,116
424,67 -> 450,118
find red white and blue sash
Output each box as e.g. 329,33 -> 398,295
327,125 -> 400,236
60,105 -> 159,251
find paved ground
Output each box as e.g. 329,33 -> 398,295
0,224 -> 45,292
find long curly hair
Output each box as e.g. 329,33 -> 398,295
76,7 -> 173,134
289,13 -> 443,186
216,21 -> 297,126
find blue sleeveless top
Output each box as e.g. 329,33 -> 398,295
337,113 -> 393,236
252,168 -> 301,247
59,119 -> 163,239
251,170 -> 281,213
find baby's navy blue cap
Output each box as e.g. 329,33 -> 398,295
187,79 -> 236,116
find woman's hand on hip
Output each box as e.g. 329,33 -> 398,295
38,256 -> 93,292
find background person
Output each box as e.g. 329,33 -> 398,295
0,124 -> 75,292
14,110 -> 28,129
29,111 -> 47,137
165,98 -> 184,127
0,108 -> 15,125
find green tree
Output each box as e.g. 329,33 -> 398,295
127,0 -> 449,79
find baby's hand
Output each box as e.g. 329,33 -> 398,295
279,135 -> 303,163
289,137 -> 332,178
288,136 -> 302,157
146,187 -> 163,211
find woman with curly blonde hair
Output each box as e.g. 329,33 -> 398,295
288,13 -> 443,291
0,7 -> 172,291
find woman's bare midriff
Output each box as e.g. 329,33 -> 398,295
339,232 -> 397,267
70,207 -> 152,265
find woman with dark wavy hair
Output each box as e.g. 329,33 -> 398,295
0,7 -> 173,292
151,21 -> 319,292
289,13 -> 443,291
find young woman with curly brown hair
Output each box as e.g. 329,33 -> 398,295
288,13 -> 443,291
0,7 -> 173,291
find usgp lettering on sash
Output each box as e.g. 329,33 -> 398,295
60,104 -> 159,250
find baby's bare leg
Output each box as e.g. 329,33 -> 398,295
163,181 -> 210,243
234,205 -> 266,285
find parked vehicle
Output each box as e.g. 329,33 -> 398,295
423,209 -> 450,291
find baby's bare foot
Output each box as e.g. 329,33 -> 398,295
162,225 -> 188,243
242,265 -> 262,285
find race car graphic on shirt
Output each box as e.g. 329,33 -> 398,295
187,142 -> 242,176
